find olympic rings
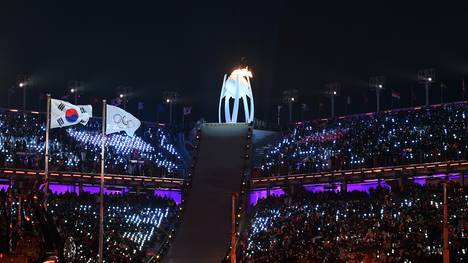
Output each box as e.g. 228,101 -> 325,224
113,114 -> 134,128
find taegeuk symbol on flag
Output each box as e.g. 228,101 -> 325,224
50,99 -> 93,128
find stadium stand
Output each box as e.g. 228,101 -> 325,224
1,103 -> 467,262
258,102 -> 467,176
0,189 -> 179,262
239,183 -> 468,262
0,109 -> 184,177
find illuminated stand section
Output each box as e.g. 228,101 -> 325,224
218,68 -> 254,123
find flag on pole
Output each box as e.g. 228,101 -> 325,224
50,99 -> 92,128
183,106 -> 192,115
106,104 -> 141,137
391,90 -> 401,100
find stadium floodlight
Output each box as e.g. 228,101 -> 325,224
68,80 -> 82,104
417,68 -> 435,106
324,82 -> 341,118
369,76 -> 385,112
163,91 -> 179,124
282,89 -> 298,123
117,86 -> 132,110
17,75 -> 31,112
218,67 -> 254,123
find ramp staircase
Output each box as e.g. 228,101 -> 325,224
165,123 -> 251,263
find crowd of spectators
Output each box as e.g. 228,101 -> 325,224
258,102 -> 467,176
0,109 -> 185,177
0,188 -> 179,262
239,183 -> 468,262
48,192 -> 178,262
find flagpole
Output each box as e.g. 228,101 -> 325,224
230,192 -> 237,263
99,100 -> 106,263
44,94 -> 51,211
443,182 -> 449,263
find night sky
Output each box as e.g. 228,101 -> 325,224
1,2 -> 467,124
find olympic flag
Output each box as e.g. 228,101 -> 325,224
105,104 -> 141,137
98,103 -> 141,262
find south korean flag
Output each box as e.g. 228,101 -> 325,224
50,99 -> 93,128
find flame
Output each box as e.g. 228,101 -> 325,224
230,67 -> 253,79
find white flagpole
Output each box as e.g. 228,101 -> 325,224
43,94 -> 51,211
98,100 -> 106,263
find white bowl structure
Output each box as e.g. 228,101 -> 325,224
218,68 -> 254,123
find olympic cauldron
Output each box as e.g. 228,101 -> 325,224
218,68 -> 254,123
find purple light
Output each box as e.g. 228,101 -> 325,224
81,185 -> 128,195
304,184 -> 341,193
432,173 -> 447,178
250,181 -> 393,206
347,181 -> 390,192
249,189 -> 267,206
81,185 -> 101,194
414,178 -> 426,186
270,187 -> 285,196
249,187 -> 285,206
0,184 -> 8,191
49,183 -> 76,194
413,173 -> 466,185
154,189 -> 182,204
48,183 -> 129,195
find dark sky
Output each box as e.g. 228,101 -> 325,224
1,2 -> 468,123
